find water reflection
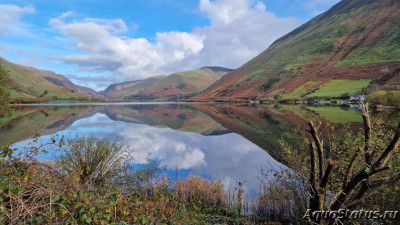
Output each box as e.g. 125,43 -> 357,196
4,104 -> 284,193
2,103 -> 399,193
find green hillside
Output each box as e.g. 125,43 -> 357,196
104,67 -> 232,101
103,76 -> 166,99
0,57 -> 97,103
193,0 -> 400,101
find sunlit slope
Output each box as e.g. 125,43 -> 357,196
104,67 -> 232,101
103,76 -> 166,99
193,0 -> 400,101
0,57 -> 97,101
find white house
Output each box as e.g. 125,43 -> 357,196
350,95 -> 366,102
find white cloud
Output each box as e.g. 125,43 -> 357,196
49,0 -> 298,85
192,0 -> 298,69
157,31 -> 205,54
0,4 -> 35,35
199,0 -> 250,24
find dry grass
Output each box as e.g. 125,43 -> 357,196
174,175 -> 226,207
1,161 -> 79,224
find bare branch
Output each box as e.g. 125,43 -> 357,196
345,173 -> 400,209
308,121 -> 325,180
374,122 -> 400,168
320,161 -> 335,190
343,147 -> 362,189
309,142 -> 319,211
371,164 -> 392,175
370,173 -> 400,187
361,103 -> 373,165
330,170 -> 369,210
310,142 -> 317,185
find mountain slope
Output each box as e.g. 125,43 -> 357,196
19,64 -> 99,97
0,57 -> 98,102
104,67 -> 232,101
103,75 -> 166,99
193,0 -> 400,101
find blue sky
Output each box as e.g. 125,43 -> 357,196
0,0 -> 340,90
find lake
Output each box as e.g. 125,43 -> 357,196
1,103 -> 399,193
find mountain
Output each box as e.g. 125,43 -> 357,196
0,57 -> 98,102
104,67 -> 232,101
193,0 -> 400,101
103,75 -> 166,99
21,65 -> 99,97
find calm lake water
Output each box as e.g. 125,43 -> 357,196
1,103 -> 399,193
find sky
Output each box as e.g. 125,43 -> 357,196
0,0 -> 340,90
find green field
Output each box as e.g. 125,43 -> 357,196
283,81 -> 323,99
9,90 -> 34,98
306,106 -> 363,123
307,79 -> 371,98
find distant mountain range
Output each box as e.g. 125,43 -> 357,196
1,55 -> 231,102
102,67 -> 232,101
193,0 -> 400,101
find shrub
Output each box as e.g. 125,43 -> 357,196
367,90 -> 400,107
367,90 -> 388,105
57,136 -> 129,186
387,90 -> 400,107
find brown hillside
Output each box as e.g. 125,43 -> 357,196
193,0 -> 400,101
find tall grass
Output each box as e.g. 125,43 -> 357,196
1,136 -> 278,224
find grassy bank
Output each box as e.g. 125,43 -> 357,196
0,136 -> 278,224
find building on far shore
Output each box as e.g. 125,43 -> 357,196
350,95 -> 366,102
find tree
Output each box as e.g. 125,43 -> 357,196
0,63 -> 10,114
39,89 -> 48,98
306,104 -> 400,225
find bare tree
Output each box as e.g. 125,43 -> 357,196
306,104 -> 400,225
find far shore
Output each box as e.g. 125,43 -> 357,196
8,100 -> 400,111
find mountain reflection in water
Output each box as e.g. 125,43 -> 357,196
2,103 -> 398,192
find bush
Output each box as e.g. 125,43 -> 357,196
367,90 -> 388,105
57,136 -> 129,186
367,90 -> 400,107
387,90 -> 400,107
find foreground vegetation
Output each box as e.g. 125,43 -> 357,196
0,136 -> 277,224
274,106 -> 400,225
1,110 -> 400,224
